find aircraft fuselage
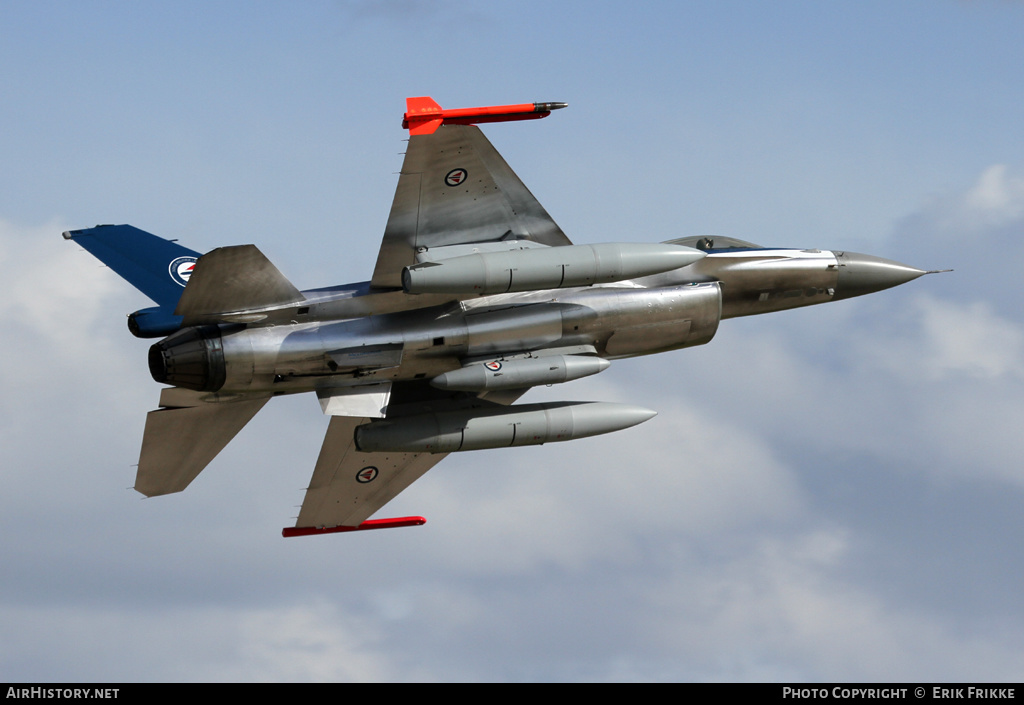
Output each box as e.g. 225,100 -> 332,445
148,246 -> 920,398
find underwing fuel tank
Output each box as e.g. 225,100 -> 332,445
354,401 -> 656,453
402,243 -> 705,295
430,354 -> 610,392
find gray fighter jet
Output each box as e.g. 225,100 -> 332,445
65,97 -> 939,536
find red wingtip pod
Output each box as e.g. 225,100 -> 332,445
403,96 -> 444,135
282,516 -> 427,538
402,97 -> 567,135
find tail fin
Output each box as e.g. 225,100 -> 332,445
63,224 -> 201,307
64,224 -> 202,338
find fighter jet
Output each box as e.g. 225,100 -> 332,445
65,97 -> 939,536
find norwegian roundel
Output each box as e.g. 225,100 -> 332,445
356,466 -> 379,484
444,168 -> 468,187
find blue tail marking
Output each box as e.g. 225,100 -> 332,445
63,224 -> 202,338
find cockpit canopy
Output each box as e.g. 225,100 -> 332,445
664,236 -> 762,251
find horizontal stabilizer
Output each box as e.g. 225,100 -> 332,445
135,392 -> 270,497
175,245 -> 304,324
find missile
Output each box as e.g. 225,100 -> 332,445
431,355 -> 610,392
403,242 -> 706,295
404,97 -> 568,135
354,401 -> 657,453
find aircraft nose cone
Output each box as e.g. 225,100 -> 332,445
831,251 -> 927,301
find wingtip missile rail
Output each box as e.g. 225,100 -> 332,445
282,516 -> 427,538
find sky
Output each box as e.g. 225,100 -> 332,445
2,0 -> 1023,683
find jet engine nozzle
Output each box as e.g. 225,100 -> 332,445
148,325 -> 227,392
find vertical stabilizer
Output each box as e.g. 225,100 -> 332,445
63,224 -> 201,309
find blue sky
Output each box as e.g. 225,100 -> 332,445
2,0 -> 1023,682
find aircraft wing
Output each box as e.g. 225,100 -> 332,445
370,97 -> 572,290
287,381 -> 528,536
291,415 -> 447,531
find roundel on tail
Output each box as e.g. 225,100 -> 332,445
168,257 -> 197,287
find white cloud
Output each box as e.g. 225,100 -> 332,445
962,165 -> 1024,228
639,530 -> 1024,682
0,220 -> 144,409
0,602 -> 401,682
391,389 -> 807,577
898,163 -> 1024,246
863,294 -> 1024,382
0,219 -> 122,347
